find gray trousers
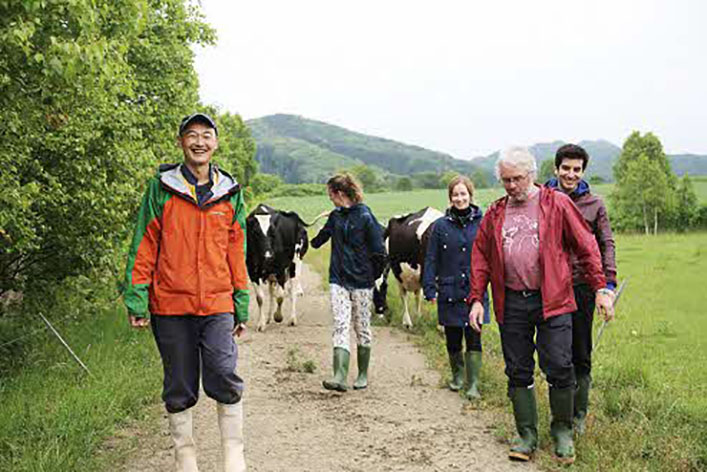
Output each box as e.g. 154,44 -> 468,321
151,313 -> 244,413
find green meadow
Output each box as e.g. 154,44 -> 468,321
287,187 -> 707,472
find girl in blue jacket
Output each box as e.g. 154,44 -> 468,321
423,175 -> 489,399
311,173 -> 386,392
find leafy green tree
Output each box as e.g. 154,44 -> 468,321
0,1 -> 215,307
674,174 -> 699,231
471,169 -> 489,189
611,132 -> 677,234
413,172 -> 443,189
538,159 -> 555,183
395,177 -> 414,191
250,173 -> 284,196
210,110 -> 257,186
589,175 -> 606,185
439,171 -> 459,188
348,164 -> 383,192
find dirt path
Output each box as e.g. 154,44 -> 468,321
122,264 -> 536,471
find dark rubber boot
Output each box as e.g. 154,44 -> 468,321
322,347 -> 350,392
550,386 -> 576,464
353,345 -> 371,390
464,351 -> 482,400
447,351 -> 464,391
574,375 -> 591,435
508,386 -> 538,462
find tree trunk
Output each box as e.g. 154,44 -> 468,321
643,203 -> 649,235
654,207 -> 659,235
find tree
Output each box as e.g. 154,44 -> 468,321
348,165 -> 382,192
471,169 -> 490,189
0,1 -> 216,307
611,132 -> 677,234
250,173 -> 284,196
395,176 -> 413,191
538,159 -> 555,183
674,174 -> 699,231
209,110 -> 257,186
439,171 -> 458,189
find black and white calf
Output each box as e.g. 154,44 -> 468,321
246,204 -> 309,332
384,207 -> 444,328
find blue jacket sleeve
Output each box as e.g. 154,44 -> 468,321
311,213 -> 334,249
422,222 -> 441,300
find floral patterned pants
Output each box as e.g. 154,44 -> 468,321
330,284 -> 373,351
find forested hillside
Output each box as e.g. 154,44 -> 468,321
248,115 -> 707,184
247,114 -> 480,183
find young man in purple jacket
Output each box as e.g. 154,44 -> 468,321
546,144 -> 617,435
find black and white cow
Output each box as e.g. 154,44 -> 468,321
246,204 -> 309,332
383,207 -> 444,328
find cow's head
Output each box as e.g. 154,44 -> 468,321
246,213 -> 276,279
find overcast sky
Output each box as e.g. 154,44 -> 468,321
194,0 -> 706,158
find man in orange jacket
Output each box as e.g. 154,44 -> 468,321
124,113 -> 248,472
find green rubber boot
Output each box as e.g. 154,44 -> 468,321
353,345 -> 371,390
508,386 -> 538,462
550,386 -> 576,464
447,351 -> 464,391
322,347 -> 350,392
464,351 -> 482,400
574,375 -> 591,435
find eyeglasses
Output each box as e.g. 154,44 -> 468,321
500,173 -> 529,185
182,130 -> 216,140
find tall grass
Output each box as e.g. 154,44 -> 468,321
0,277 -> 162,471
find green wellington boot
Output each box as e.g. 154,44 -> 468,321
550,386 -> 576,464
447,351 -> 464,391
508,386 -> 538,462
574,375 -> 591,435
463,351 -> 482,400
353,345 -> 371,390
323,347 -> 350,392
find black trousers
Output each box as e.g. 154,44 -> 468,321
499,289 -> 575,390
444,326 -> 482,353
572,284 -> 595,379
151,313 -> 244,413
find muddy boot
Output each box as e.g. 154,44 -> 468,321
508,386 -> 538,462
574,375 -> 591,435
217,401 -> 246,472
447,351 -> 464,391
353,345 -> 371,390
463,351 -> 482,400
323,347 -> 350,392
550,386 -> 576,464
168,408 -> 199,472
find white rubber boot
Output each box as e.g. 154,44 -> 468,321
217,401 -> 246,471
168,409 -> 199,472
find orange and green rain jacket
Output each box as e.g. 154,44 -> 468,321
123,164 -> 249,322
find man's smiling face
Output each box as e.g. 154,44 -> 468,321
179,121 -> 218,167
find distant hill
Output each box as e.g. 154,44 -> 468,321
246,114 -> 707,183
247,114 -> 479,183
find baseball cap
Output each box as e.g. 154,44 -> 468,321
179,113 -> 218,136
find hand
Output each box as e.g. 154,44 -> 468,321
129,315 -> 150,329
233,323 -> 247,337
595,291 -> 615,322
469,301 -> 485,332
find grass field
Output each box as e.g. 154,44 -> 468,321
289,185 -> 707,471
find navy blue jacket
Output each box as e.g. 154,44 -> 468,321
311,203 -> 386,290
423,205 -> 489,326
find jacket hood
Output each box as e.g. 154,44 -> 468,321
158,163 -> 239,205
545,177 -> 591,199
